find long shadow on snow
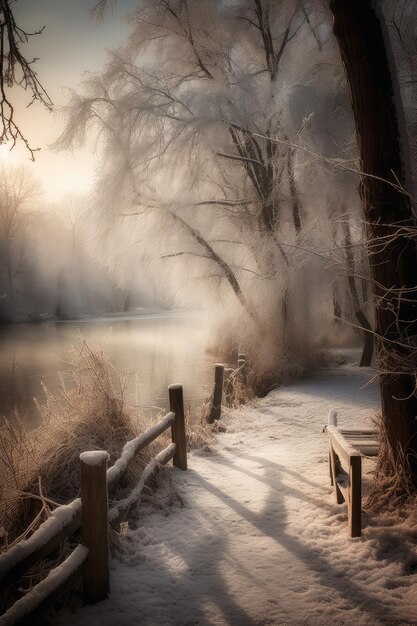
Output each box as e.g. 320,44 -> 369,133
129,507 -> 258,626
228,437 -> 417,608
213,449 -> 329,511
226,448 -> 330,492
192,455 -> 402,626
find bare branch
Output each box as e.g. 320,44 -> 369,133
216,151 -> 264,168
0,1 -> 52,159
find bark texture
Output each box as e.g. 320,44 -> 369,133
330,0 -> 417,485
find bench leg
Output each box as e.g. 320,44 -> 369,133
348,455 -> 362,537
329,444 -> 345,504
329,450 -> 334,486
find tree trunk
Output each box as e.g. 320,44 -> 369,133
287,146 -> 301,233
333,285 -> 341,322
170,211 -> 260,324
123,290 -> 131,312
330,0 -> 417,487
359,329 -> 374,368
342,220 -> 374,367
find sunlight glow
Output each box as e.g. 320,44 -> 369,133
0,142 -> 14,162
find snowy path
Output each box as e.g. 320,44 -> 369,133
58,357 -> 417,626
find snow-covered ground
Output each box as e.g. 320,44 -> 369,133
58,353 -> 417,626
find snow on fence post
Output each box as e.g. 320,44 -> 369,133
208,364 -> 224,423
169,384 -> 187,470
224,367 -> 234,407
238,354 -> 248,387
328,410 -> 338,427
80,450 -> 110,604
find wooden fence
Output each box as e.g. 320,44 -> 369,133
0,384 -> 187,626
0,351 -> 249,624
207,353 -> 248,423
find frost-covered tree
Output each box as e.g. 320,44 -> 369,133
0,166 -> 39,295
57,0 -> 363,381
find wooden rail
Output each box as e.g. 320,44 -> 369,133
326,410 -> 378,538
0,384 -> 187,626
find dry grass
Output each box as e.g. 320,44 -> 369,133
184,401 -> 217,450
0,340 -> 162,549
226,368 -> 254,407
367,414 -> 416,511
183,359 -> 256,454
0,340 -> 178,616
184,365 -> 253,451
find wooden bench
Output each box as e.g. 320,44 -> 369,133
326,410 -> 378,537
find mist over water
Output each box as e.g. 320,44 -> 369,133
0,312 -> 212,427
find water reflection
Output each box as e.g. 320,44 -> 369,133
0,312 -> 212,427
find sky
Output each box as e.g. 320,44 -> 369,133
7,0 -> 136,202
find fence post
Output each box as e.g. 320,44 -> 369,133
169,384 -> 187,470
80,450 -> 110,604
329,443 -> 344,504
238,354 -> 247,386
349,455 -> 362,537
328,409 -> 338,427
208,363 -> 224,423
224,367 -> 234,407
328,410 -> 337,485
